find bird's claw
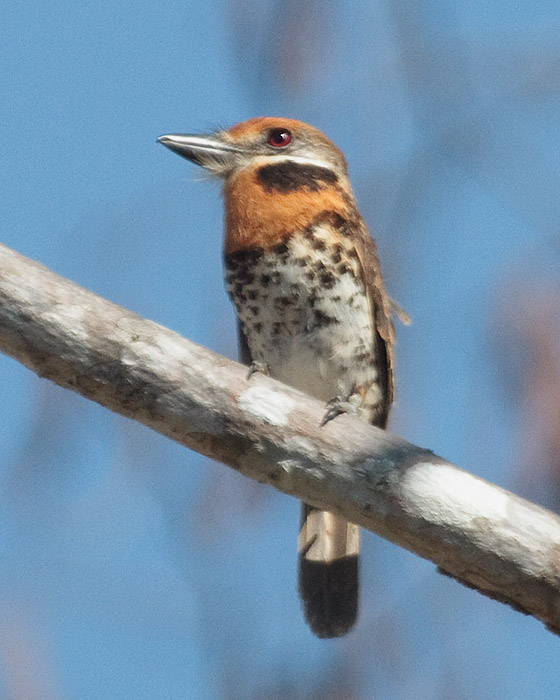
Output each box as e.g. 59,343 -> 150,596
247,361 -> 270,379
320,395 -> 360,426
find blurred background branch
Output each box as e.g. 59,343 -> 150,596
1,241 -> 560,638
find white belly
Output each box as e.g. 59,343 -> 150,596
225,228 -> 381,411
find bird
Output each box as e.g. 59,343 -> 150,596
158,117 -> 405,638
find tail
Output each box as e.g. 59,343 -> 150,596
298,503 -> 360,638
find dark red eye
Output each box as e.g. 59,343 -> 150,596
267,128 -> 292,148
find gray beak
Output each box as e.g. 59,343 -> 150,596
157,133 -> 241,174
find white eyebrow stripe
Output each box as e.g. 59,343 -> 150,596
250,154 -> 335,171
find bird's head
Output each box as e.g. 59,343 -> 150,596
158,117 -> 348,183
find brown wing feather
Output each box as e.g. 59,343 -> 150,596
353,217 -> 395,428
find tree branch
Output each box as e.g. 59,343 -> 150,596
1,242 -> 559,633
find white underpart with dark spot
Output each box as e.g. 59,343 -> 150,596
225,224 -> 381,421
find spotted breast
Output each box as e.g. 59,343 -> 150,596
224,212 -> 383,423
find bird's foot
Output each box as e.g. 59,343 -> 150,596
320,393 -> 362,427
247,361 -> 270,380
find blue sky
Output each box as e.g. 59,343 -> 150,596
2,1 -> 560,698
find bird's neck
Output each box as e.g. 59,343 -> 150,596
223,163 -> 353,255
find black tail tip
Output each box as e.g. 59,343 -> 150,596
299,555 -> 359,639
